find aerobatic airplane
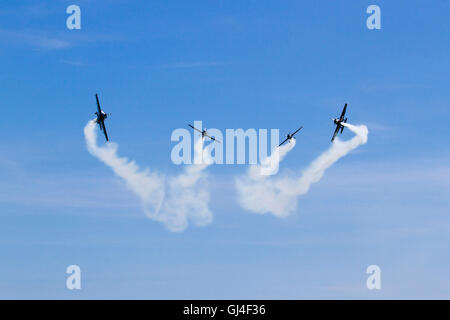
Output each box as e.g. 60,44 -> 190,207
278,126 -> 303,147
188,124 -> 220,143
331,103 -> 348,142
94,93 -> 110,142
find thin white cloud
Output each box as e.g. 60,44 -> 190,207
0,29 -> 71,50
60,59 -> 88,66
0,27 -> 122,51
0,3 -> 54,18
161,61 -> 232,69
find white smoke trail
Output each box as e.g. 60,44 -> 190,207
83,120 -> 165,212
236,123 -> 369,217
254,138 -> 297,178
156,138 -> 214,231
84,120 -> 213,232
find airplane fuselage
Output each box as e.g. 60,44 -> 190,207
95,111 -> 108,123
278,126 -> 303,147
94,94 -> 110,142
286,133 -> 294,141
330,106 -> 348,142
333,118 -> 342,126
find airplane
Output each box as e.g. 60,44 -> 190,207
188,124 -> 220,143
278,126 -> 303,147
331,103 -> 348,142
94,93 -> 110,142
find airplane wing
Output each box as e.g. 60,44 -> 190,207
331,125 -> 340,142
102,121 -> 109,141
278,137 -> 289,147
339,103 -> 347,121
95,94 -> 102,114
188,124 -> 203,134
292,126 -> 303,136
205,134 -> 221,143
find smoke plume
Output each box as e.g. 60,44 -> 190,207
84,120 -> 213,232
236,123 -> 369,217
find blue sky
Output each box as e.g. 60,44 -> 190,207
0,0 -> 449,298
